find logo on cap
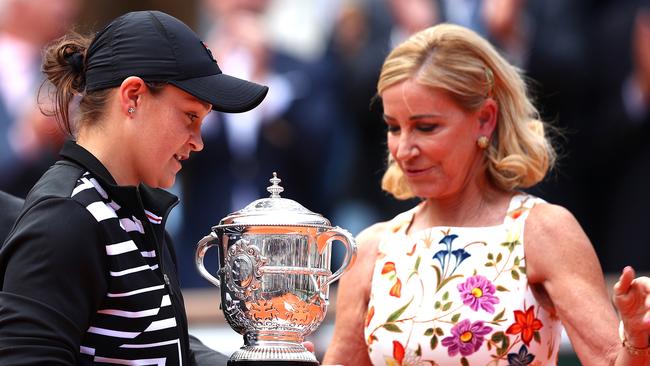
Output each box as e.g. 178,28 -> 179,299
201,41 -> 217,64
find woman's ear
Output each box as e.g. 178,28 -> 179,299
477,98 -> 498,137
118,77 -> 147,117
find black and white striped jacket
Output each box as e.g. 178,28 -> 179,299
0,141 -> 227,365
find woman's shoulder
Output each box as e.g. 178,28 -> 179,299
524,200 -> 588,248
8,196 -> 105,254
526,201 -> 581,234
1,196 -> 108,283
21,195 -> 101,228
524,201 -> 592,280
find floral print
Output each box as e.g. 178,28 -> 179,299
432,234 -> 471,276
384,341 -> 431,366
458,275 -> 500,313
366,306 -> 376,327
441,319 -> 492,356
506,306 -> 544,346
507,345 -> 536,366
392,341 -> 405,363
400,351 -> 431,366
365,194 -> 562,365
382,262 -> 397,274
389,279 -> 402,298
381,262 -> 402,298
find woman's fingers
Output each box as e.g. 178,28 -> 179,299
614,266 -> 635,296
302,341 -> 315,353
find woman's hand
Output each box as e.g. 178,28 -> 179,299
302,341 -> 314,353
613,266 -> 650,348
302,341 -> 342,366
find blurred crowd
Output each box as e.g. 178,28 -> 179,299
1,0 -> 649,288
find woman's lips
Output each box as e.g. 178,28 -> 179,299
402,166 -> 434,177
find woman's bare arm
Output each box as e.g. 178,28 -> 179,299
525,203 -> 649,365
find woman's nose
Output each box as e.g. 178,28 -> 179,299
395,135 -> 419,160
189,128 -> 204,152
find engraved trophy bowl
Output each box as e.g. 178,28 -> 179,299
195,173 -> 357,366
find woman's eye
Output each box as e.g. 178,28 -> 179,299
417,124 -> 437,132
187,113 -> 198,123
386,125 -> 400,133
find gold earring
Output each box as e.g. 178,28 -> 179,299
477,136 -> 489,149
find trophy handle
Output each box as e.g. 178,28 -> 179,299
319,226 -> 357,290
195,231 -> 222,288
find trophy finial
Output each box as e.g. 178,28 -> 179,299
267,172 -> 284,198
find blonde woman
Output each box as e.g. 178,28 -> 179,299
324,24 -> 650,365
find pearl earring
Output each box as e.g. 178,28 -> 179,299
477,136 -> 489,149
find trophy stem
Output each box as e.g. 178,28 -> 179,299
227,361 -> 319,366
228,360 -> 320,366
228,331 -> 319,365
245,330 -> 304,345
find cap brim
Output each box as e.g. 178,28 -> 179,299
170,73 -> 268,113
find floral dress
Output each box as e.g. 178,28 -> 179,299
364,194 -> 562,366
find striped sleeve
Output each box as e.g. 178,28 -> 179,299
0,197 -> 109,365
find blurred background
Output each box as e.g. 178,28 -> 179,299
1,0 -> 649,363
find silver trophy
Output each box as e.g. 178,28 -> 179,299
195,173 -> 357,365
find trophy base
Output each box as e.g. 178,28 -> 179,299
228,361 -> 319,366
228,341 -> 320,366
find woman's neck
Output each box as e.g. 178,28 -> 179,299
76,126 -> 138,187
410,177 -> 512,232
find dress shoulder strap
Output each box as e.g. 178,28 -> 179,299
386,204 -> 420,234
502,193 -> 546,226
376,205 -> 420,253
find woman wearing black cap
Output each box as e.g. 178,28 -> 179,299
0,11 -> 268,365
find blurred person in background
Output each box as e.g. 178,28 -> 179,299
0,0 -> 81,197
323,23 -> 650,365
587,0 -> 650,272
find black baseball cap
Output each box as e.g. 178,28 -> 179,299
85,10 -> 268,113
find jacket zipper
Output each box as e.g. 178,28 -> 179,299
139,192 -> 188,364
157,198 -> 188,364
163,273 -> 174,296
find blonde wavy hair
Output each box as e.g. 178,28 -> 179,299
379,23 -> 556,200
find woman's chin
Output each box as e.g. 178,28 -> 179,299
159,178 -> 175,189
407,183 -> 444,199
147,175 -> 176,189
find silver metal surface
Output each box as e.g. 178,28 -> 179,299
195,173 -> 357,363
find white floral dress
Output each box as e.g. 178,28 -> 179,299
364,194 -> 562,366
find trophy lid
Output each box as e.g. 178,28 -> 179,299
216,172 -> 331,227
